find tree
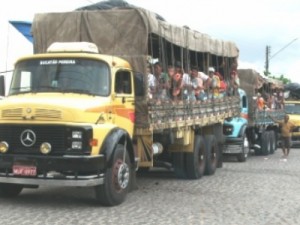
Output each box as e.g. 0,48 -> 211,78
264,71 -> 291,84
277,74 -> 291,84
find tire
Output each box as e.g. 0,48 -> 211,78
173,152 -> 187,179
237,133 -> 250,162
254,148 -> 261,156
204,135 -> 218,176
95,144 -> 131,206
0,183 -> 23,197
137,167 -> 150,174
261,131 -> 270,156
274,131 -> 278,151
217,144 -> 223,168
185,135 -> 206,179
269,131 -> 276,154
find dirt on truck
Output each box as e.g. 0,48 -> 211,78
0,2 -> 240,206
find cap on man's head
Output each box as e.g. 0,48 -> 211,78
208,67 -> 215,73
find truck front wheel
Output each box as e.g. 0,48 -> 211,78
0,183 -> 23,197
95,144 -> 131,206
237,133 -> 250,162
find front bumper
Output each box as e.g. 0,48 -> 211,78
0,154 -> 106,187
223,137 -> 243,154
291,133 -> 300,146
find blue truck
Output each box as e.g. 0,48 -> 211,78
223,69 -> 285,162
223,89 -> 249,162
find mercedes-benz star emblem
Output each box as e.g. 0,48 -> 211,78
20,129 -> 36,147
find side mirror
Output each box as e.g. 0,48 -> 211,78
0,76 -> 5,96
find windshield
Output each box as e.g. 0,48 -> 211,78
285,103 -> 300,114
9,58 -> 110,96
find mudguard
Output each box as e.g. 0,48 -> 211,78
100,128 -> 134,167
238,124 -> 248,138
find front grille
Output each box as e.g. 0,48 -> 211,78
0,125 -> 92,156
1,108 -> 62,120
35,109 -> 62,119
292,127 -> 300,133
2,108 -> 23,118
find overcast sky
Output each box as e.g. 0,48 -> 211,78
1,0 -> 300,82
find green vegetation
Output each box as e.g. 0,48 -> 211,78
264,71 -> 291,84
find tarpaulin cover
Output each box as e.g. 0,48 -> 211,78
32,6 -> 239,74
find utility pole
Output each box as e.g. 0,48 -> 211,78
265,45 -> 271,76
265,38 -> 298,76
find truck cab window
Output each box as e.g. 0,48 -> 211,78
115,71 -> 132,94
242,95 -> 247,108
10,71 -> 32,93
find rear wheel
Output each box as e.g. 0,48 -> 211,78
269,131 -> 276,154
261,131 -> 270,156
185,135 -> 206,179
0,183 -> 23,197
95,144 -> 131,206
274,132 -> 278,151
173,152 -> 187,179
204,135 -> 218,175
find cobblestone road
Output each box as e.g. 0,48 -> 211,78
0,148 -> 300,225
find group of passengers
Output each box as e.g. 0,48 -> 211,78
256,88 -> 284,111
147,62 -> 239,101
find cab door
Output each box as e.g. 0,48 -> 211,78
112,70 -> 135,136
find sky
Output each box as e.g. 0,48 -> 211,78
1,0 -> 300,83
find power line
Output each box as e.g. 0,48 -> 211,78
269,38 -> 298,60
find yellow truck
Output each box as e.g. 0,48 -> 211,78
284,99 -> 300,146
0,5 -> 240,206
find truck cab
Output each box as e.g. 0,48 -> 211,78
223,88 -> 250,162
0,42 -> 137,206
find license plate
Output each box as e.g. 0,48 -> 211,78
13,165 -> 37,177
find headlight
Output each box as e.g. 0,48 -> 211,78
40,142 -> 52,154
72,131 -> 82,139
72,141 -> 82,149
0,141 -> 9,153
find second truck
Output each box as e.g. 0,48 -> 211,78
223,69 -> 285,161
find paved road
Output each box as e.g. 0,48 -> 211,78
0,149 -> 300,225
